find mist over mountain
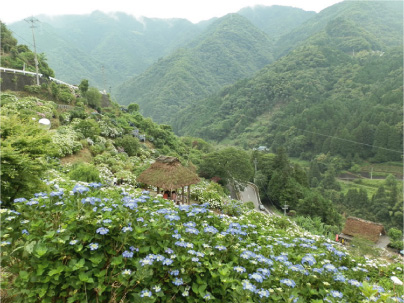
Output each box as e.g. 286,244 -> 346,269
8,11 -> 210,88
114,13 -> 276,124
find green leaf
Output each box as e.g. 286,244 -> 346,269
90,255 -> 103,265
24,241 -> 36,254
140,246 -> 150,253
111,256 -> 123,266
79,272 -> 89,282
34,244 -> 48,258
44,231 -> 56,239
48,265 -> 64,276
19,270 -> 29,281
198,284 -> 207,293
71,258 -> 85,271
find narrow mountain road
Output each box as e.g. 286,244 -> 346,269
238,184 -> 260,210
238,183 -> 275,215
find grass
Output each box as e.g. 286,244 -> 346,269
60,147 -> 93,166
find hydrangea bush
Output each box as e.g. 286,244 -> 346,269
1,183 -> 403,303
1,96 -> 56,119
51,126 -> 83,157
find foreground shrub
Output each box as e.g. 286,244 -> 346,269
1,184 -> 403,302
68,162 -> 101,182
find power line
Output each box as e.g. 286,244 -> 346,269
269,121 -> 403,154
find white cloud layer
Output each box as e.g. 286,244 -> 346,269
1,0 -> 344,24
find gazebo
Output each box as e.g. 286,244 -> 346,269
137,156 -> 200,204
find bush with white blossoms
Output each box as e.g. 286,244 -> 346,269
1,96 -> 56,119
1,184 -> 403,303
50,126 -> 83,157
99,119 -> 123,138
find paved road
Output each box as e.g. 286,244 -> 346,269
238,184 -> 260,210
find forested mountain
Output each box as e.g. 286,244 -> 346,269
174,1 -> 403,163
8,11 -> 209,88
274,1 -> 403,57
6,5 -> 314,94
115,14 -> 275,124
238,5 -> 315,40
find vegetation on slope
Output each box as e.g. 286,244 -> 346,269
115,14 -> 274,124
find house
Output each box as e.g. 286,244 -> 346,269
339,217 -> 386,243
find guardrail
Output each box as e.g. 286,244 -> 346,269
0,67 -> 78,90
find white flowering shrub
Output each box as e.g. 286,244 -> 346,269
51,126 -> 83,157
99,120 -> 123,138
1,96 -> 56,119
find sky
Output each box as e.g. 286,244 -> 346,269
1,0 -> 344,25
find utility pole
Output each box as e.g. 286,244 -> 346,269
25,16 -> 40,85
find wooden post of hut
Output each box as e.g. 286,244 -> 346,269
188,185 -> 191,205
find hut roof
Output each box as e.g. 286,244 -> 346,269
137,156 -> 200,189
341,217 -> 385,243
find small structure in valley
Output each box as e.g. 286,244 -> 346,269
339,217 -> 387,243
137,156 -> 200,204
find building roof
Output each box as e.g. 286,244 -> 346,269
341,217 -> 386,243
137,156 -> 200,189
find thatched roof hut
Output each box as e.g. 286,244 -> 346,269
138,156 -> 199,189
341,217 -> 385,243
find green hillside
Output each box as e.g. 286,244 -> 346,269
274,0 -> 403,57
174,1 -> 403,163
115,14 -> 274,124
238,5 -> 315,39
8,12 -> 208,88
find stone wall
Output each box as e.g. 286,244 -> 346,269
0,71 -> 48,92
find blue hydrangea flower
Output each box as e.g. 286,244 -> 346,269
333,274 -> 346,282
301,254 -> 316,266
122,269 -> 132,276
242,280 -> 257,292
348,279 -> 362,287
89,243 -> 99,250
96,227 -> 109,235
185,227 -> 199,235
122,226 -> 133,232
122,250 -> 134,258
73,184 -> 89,194
14,198 -> 27,203
330,290 -> 343,298
323,263 -> 337,273
165,248 -> 174,254
184,222 -> 196,228
163,258 -> 174,266
172,278 -> 184,286
203,293 -> 213,300
152,285 -> 161,293
373,285 -> 385,293
215,245 -> 227,251
129,246 -> 139,252
140,257 -> 154,266
69,240 -> 78,245
249,273 -> 264,283
204,226 -> 219,234
280,279 -> 296,288
257,288 -> 270,298
257,268 -> 271,277
170,270 -> 179,276
22,229 -> 29,235
140,289 -> 152,297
